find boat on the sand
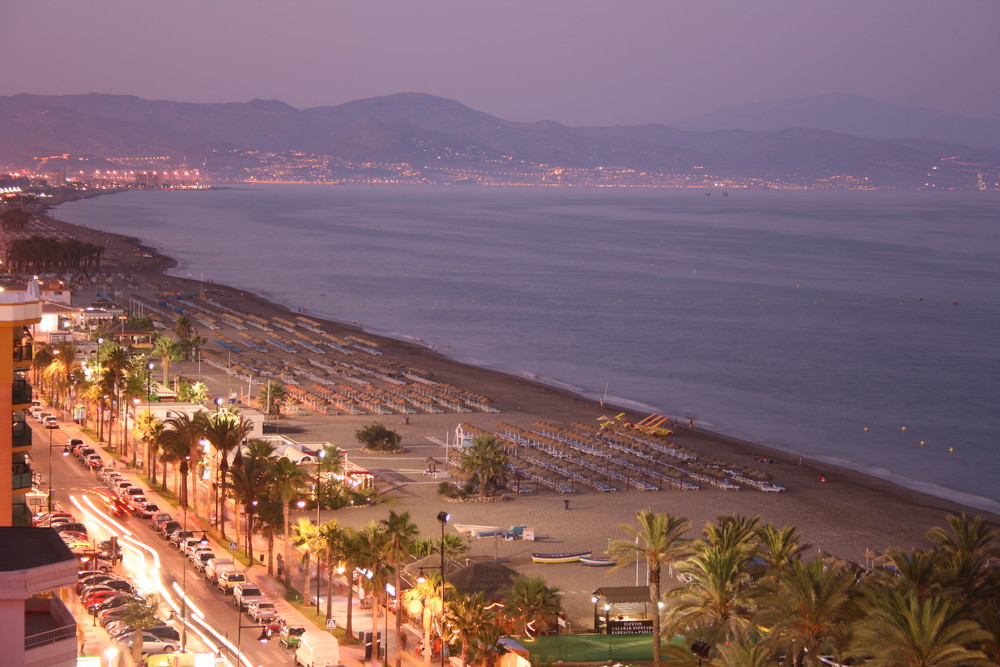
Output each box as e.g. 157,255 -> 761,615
531,551 -> 591,564
580,556 -> 615,567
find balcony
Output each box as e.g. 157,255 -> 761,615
13,343 -> 32,365
12,421 -> 31,450
24,597 -> 77,664
12,462 -> 33,493
12,377 -> 32,406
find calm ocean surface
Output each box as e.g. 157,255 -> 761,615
55,185 -> 1000,512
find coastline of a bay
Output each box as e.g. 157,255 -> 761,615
45,185 -> 1000,516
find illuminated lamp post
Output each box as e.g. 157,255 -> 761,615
437,511 -> 450,667
314,448 -> 325,608
236,619 -> 270,665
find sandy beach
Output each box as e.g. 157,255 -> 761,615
34,197 -> 1000,630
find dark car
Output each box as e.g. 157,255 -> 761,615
76,574 -> 117,593
52,522 -> 89,537
158,521 -> 182,538
168,530 -> 195,548
88,594 -> 141,615
109,623 -> 180,642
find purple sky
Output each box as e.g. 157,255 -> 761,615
3,0 -> 998,125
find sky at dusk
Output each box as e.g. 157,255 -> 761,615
3,0 -> 999,126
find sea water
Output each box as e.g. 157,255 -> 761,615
55,185 -> 1000,512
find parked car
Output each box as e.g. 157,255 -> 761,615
168,530 -> 195,549
246,599 -> 278,624
205,558 -> 234,581
43,416 -> 59,428
216,571 -> 246,594
86,454 -> 104,470
88,594 -> 141,615
119,633 -> 180,654
279,625 -> 306,649
77,574 -> 117,593
135,502 -> 159,519
35,411 -> 51,422
83,589 -> 123,607
108,623 -> 180,642
52,522 -> 88,537
232,582 -> 263,611
192,551 -> 216,572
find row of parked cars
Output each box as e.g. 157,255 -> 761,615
29,403 -> 59,429
54,504 -> 183,655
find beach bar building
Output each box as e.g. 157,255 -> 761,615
591,586 -> 654,634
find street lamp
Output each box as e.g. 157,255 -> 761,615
314,448 -> 325,608
437,511 -> 450,667
104,646 -> 117,667
235,615 -> 270,665
46,426 -> 69,512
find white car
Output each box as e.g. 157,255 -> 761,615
246,599 -> 278,623
119,632 -> 180,654
43,415 -> 59,429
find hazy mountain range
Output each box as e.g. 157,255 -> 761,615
1,92 -> 997,188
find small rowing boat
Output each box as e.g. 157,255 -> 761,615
580,556 -> 615,567
531,551 -> 591,564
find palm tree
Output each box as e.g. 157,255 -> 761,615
402,571 -> 449,666
156,430 -> 189,500
705,514 -> 761,553
608,510 -> 692,667
713,642 -> 773,667
134,413 -> 164,481
244,438 -> 277,461
202,409 -> 253,537
270,456 -> 310,585
316,520 -> 346,622
886,548 -> 950,601
757,557 -> 856,667
339,527 -> 364,637
457,435 -> 509,497
446,591 -> 498,667
381,510 -> 420,667
755,523 -> 809,576
502,575 -> 562,636
926,514 -> 1000,601
356,521 -> 391,660
671,541 -> 758,646
31,345 -> 53,391
411,534 -> 467,559
258,380 -> 289,419
848,587 -> 992,667
292,517 -> 322,608
227,454 -> 272,563
102,344 -> 130,452
254,497 -> 285,576
162,411 -> 208,513
151,334 -> 182,385
43,342 -> 83,408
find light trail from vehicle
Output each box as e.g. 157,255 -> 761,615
68,493 -> 227,659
